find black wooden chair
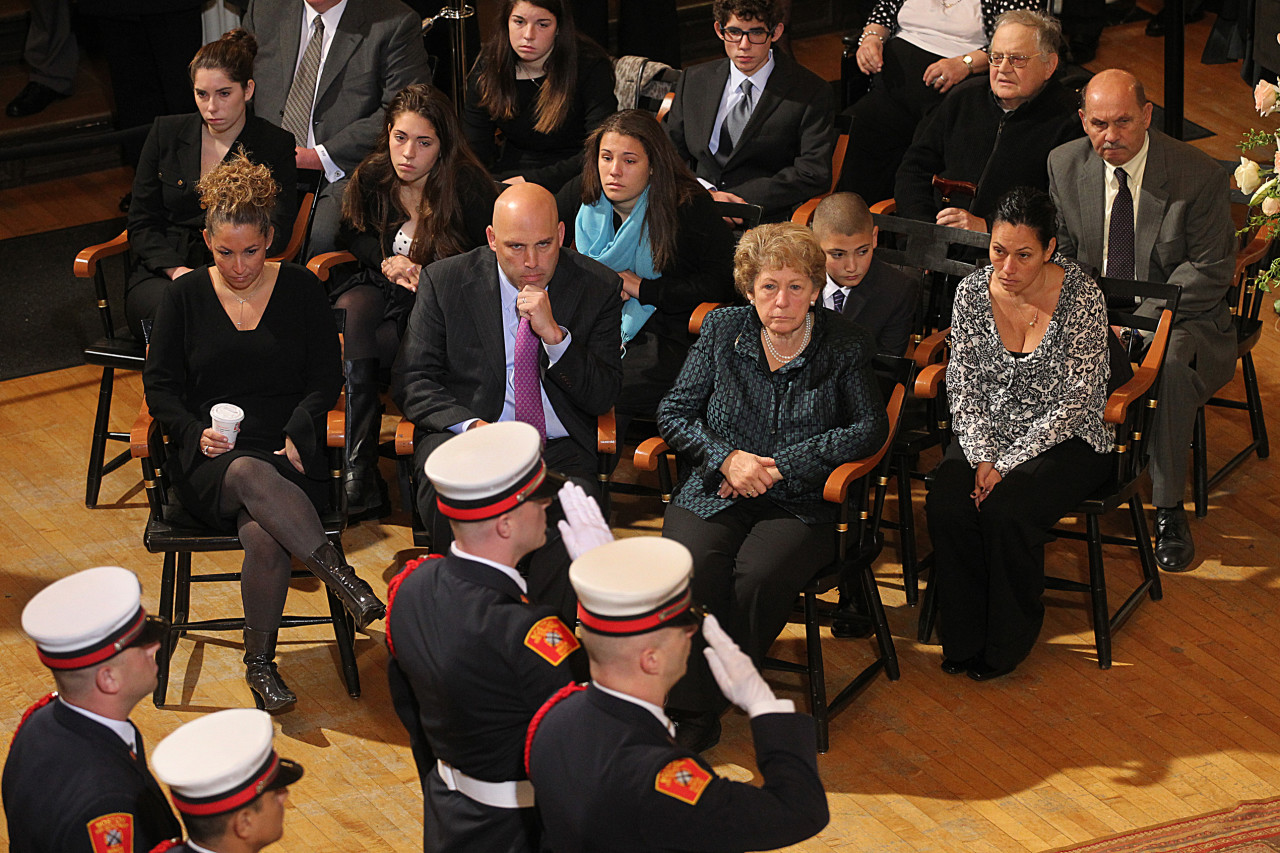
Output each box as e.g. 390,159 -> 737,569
73,174 -> 321,508
918,278 -> 1181,669
1191,228 -> 1273,517
636,355 -> 912,752
131,309 -> 360,707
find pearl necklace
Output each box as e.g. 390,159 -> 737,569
762,312 -> 813,364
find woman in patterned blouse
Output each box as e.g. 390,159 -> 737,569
656,222 -> 889,750
926,187 -> 1113,682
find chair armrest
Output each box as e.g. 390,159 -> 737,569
822,458 -> 880,504
913,327 -> 950,367
1104,308 -> 1173,425
395,418 -> 416,456
869,198 -> 896,215
598,409 -> 616,455
914,362 -> 946,399
308,251 -> 357,282
74,230 -> 129,278
327,408 -> 345,449
633,436 -> 670,471
269,190 -> 314,263
130,401 -> 157,459
791,195 -> 822,226
689,302 -> 726,335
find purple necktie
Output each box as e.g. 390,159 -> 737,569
831,288 -> 846,313
513,316 -> 547,442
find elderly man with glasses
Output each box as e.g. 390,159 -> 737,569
893,10 -> 1084,232
664,0 -> 834,223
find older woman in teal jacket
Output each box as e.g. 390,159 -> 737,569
656,221 -> 888,749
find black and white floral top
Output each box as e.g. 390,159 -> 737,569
867,0 -> 1037,41
947,254 -> 1112,475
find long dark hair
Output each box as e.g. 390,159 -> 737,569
475,0 -> 599,135
342,84 -> 490,266
579,110 -> 701,273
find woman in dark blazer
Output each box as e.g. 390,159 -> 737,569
462,0 -> 616,192
124,28 -> 296,340
656,222 -> 889,750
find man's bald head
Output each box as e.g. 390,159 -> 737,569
1079,69 -> 1153,167
487,183 -> 565,290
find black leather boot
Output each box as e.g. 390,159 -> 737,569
343,358 -> 389,521
303,541 -> 386,629
243,628 -> 296,712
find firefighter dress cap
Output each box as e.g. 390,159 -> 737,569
152,709 -> 304,816
21,566 -> 168,670
570,538 -> 700,635
425,421 -> 566,521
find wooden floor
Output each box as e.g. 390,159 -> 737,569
3,12 -> 1279,853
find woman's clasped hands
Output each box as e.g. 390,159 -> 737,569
718,449 -> 782,499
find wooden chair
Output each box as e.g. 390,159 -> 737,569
636,355 -> 911,753
1190,228 -> 1273,517
788,130 -> 852,227
73,178 -> 320,508
131,309 -> 360,707
917,279 -> 1181,669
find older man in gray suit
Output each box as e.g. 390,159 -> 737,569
1048,68 -> 1235,573
243,0 -> 430,252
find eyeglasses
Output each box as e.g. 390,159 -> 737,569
988,52 -> 1046,68
718,25 -> 772,44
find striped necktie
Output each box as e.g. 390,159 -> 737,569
282,15 -> 325,147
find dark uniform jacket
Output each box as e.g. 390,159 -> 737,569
2,698 -> 182,853
527,684 -> 829,852
894,76 -> 1084,226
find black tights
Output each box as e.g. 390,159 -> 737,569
218,457 -> 329,632
335,284 -> 401,365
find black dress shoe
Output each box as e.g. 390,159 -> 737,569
1145,4 -> 1205,36
967,659 -> 1016,681
673,713 -> 722,753
1154,506 -> 1196,571
6,81 -> 68,118
940,656 -> 977,675
831,607 -> 874,639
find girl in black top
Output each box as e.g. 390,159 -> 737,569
463,0 -> 617,192
335,84 -> 497,519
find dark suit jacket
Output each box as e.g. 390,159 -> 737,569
127,113 -> 297,276
836,257 -> 921,357
665,51 -> 835,222
243,0 -> 431,173
392,246 -> 624,461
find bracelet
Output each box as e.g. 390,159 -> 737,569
857,30 -> 885,47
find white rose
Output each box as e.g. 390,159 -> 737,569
1256,79 -> 1280,116
1262,196 -> 1280,217
1236,157 -> 1263,195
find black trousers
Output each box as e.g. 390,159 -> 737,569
424,769 -> 539,853
663,500 -> 834,712
837,37 -> 948,206
925,438 -> 1111,669
414,432 -> 598,626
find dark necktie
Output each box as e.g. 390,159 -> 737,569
831,288 -> 846,314
716,80 -> 753,165
513,317 -> 547,442
282,15 -> 325,146
1107,167 -> 1135,280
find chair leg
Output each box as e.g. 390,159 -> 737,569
1192,406 -> 1208,518
803,592 -> 828,754
917,564 -> 940,644
1085,514 -> 1111,670
153,552 -> 178,707
175,554 -> 192,637
896,460 -> 918,605
85,366 -> 115,508
861,556 -> 899,680
396,456 -> 413,515
1243,353 -> 1269,458
1129,496 -> 1162,602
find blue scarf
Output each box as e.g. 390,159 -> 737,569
575,187 -> 660,347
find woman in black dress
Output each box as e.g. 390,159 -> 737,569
144,154 -> 385,713
334,84 -> 498,519
463,0 -> 617,192
124,28 -> 296,341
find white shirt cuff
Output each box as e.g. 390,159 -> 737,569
315,145 -> 346,183
747,698 -> 795,718
449,418 -> 479,434
544,328 -> 571,365
697,177 -> 716,192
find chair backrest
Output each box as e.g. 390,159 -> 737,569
271,169 -> 325,263
871,213 -> 991,280
1230,227 -> 1274,323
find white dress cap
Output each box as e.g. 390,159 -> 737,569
22,566 -> 141,654
570,538 -> 696,634
425,421 -> 542,502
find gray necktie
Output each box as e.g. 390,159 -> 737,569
716,80 -> 753,165
282,15 -> 324,147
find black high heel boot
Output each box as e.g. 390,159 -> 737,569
243,628 -> 296,712
343,358 -> 389,521
303,541 -> 386,630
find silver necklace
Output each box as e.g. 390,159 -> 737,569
219,273 -> 267,328
762,312 -> 813,363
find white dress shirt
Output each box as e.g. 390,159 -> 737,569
593,682 -> 677,737
698,50 -> 777,190
60,697 -> 136,751
1101,132 -> 1150,276
295,0 -> 349,182
823,274 -> 852,311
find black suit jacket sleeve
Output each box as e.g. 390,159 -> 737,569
391,261 -> 470,430
544,261 -> 624,419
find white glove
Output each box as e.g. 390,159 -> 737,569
556,482 -> 613,561
702,614 -> 793,717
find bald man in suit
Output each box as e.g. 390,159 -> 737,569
1048,69 -> 1235,573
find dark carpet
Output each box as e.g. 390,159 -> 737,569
0,218 -> 128,382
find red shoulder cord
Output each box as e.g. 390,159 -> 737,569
10,691 -> 56,747
148,839 -> 182,853
524,682 -> 588,775
384,553 -> 444,659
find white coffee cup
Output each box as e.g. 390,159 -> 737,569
210,403 -> 245,448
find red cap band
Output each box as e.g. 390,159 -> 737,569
36,608 -> 148,670
577,589 -> 694,636
436,461 -> 547,521
172,753 -> 280,816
